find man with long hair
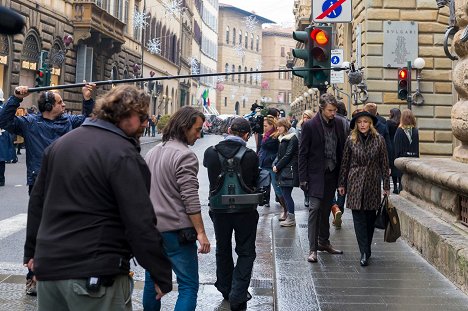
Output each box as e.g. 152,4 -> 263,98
143,106 -> 210,311
24,85 -> 172,310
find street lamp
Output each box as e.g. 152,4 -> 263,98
412,57 -> 425,106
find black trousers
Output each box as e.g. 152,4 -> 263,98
352,210 -> 377,257
307,169 -> 338,251
209,210 -> 259,305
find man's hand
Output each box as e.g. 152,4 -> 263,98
338,187 -> 346,196
154,283 -> 166,300
272,166 -> 278,173
299,181 -> 308,192
14,86 -> 29,99
197,232 -> 210,254
82,80 -> 96,100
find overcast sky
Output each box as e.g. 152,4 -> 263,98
219,0 -> 295,26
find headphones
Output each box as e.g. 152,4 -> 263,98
43,91 -> 53,112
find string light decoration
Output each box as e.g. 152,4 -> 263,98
133,11 -> 149,29
164,0 -> 184,16
147,38 -> 161,55
234,44 -> 245,57
244,15 -> 258,32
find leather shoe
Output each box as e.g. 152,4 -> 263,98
307,251 -> 317,262
318,243 -> 343,254
360,253 -> 368,266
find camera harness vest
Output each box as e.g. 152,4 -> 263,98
209,145 -> 263,213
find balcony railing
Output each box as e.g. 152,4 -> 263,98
72,0 -> 126,49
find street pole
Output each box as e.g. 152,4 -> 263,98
407,60 -> 412,110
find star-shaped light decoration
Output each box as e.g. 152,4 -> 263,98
245,15 -> 258,32
217,76 -> 225,83
147,38 -> 161,55
189,57 -> 199,75
133,11 -> 149,29
234,44 -> 245,57
164,0 -> 184,16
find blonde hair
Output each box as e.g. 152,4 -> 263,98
297,110 -> 314,127
350,116 -> 378,143
264,115 -> 279,138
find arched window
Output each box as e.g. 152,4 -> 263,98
239,30 -> 242,45
231,64 -> 235,81
250,68 -> 253,84
226,26 -> 230,44
250,33 -> 254,50
232,28 -> 236,45
256,35 -> 259,52
244,66 -> 247,84
255,69 -> 259,85
225,63 -> 229,79
238,65 -> 241,83
245,32 -> 248,48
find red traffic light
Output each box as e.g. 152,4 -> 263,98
36,70 -> 44,77
310,28 -> 329,45
398,69 -> 407,80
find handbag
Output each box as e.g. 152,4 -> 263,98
374,195 -> 389,230
384,203 -> 401,242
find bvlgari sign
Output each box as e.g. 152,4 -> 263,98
383,21 -> 418,68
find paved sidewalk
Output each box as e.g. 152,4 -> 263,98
272,209 -> 468,311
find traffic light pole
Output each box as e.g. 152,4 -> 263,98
407,60 -> 412,110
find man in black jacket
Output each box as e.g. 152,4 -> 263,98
299,93 -> 347,263
203,117 -> 259,311
24,85 -> 172,310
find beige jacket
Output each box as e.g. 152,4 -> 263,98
145,139 -> 201,232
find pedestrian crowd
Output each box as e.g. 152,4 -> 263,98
0,83 -> 419,311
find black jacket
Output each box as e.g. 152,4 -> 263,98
258,135 -> 279,169
393,127 -> 419,178
274,132 -> 299,187
24,118 -> 172,293
203,139 -> 259,192
298,113 -> 346,199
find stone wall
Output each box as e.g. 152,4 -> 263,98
333,0 -> 455,156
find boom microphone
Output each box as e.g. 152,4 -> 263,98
0,6 -> 25,35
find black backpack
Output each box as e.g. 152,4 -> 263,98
209,146 -> 263,212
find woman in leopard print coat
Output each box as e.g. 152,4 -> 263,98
338,111 -> 390,266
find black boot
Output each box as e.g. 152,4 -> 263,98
360,253 -> 368,266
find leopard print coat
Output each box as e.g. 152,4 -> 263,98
338,133 -> 390,211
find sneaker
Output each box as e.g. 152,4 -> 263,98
280,214 -> 296,227
25,279 -> 37,296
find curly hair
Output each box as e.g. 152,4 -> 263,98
318,93 -> 338,110
162,106 -> 205,143
93,85 -> 149,124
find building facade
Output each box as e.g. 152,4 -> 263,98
291,0 -> 455,156
216,4 -> 274,116
261,25 -> 295,114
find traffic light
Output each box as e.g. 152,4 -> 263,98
292,26 -> 313,87
35,69 -> 45,87
398,68 -> 409,100
309,26 -> 332,88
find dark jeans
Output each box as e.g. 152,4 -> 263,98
209,210 -> 259,305
307,169 -> 338,251
280,186 -> 295,213
352,210 -> 377,257
0,161 -> 5,184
